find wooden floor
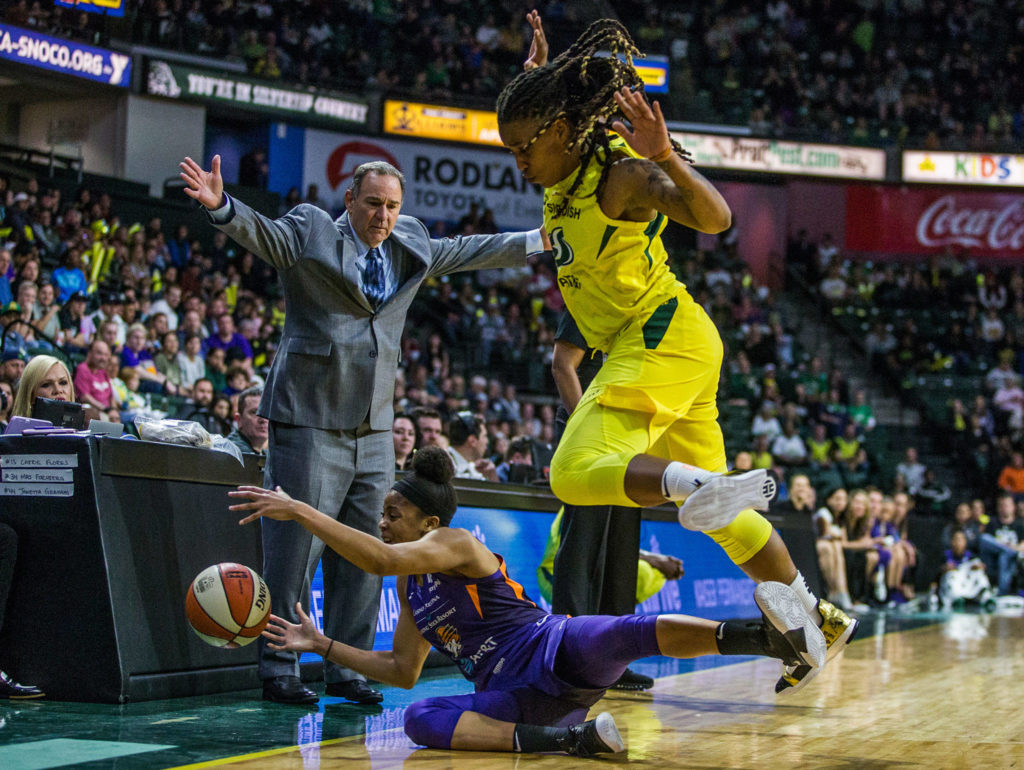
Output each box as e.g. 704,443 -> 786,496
179,611 -> 1024,769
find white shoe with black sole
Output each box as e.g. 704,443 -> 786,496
754,582 -> 827,671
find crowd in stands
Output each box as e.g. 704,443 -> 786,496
795,226 -> 1024,504
7,0 -> 1024,152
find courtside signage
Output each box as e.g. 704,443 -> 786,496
384,100 -> 503,147
54,0 -> 125,17
145,60 -> 369,126
845,186 -> 1024,256
0,23 -> 131,86
671,131 -> 886,180
903,151 -> 1024,187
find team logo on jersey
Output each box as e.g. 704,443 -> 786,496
550,227 -> 574,268
436,624 -> 463,657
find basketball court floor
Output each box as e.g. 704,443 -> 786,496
1,609 -> 1021,769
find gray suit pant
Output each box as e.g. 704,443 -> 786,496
258,421 -> 394,683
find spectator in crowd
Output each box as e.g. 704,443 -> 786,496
176,333 -> 205,394
839,489 -> 881,606
943,502 -> 981,554
57,291 -> 90,350
206,312 -> 253,370
751,401 -> 782,444
154,331 -> 184,393
11,354 -> 74,418
997,451 -> 1024,502
74,339 -> 117,422
979,494 -> 1024,596
32,283 -> 61,342
446,411 -> 498,481
411,407 -> 445,450
0,381 -> 13,430
226,386 -> 268,456
812,486 -> 859,612
393,413 -> 417,471
774,472 -> 815,517
895,447 -> 927,496
772,420 -> 808,467
0,248 -> 12,306
83,291 -> 126,347
495,435 -> 536,485
0,349 -> 26,388
121,322 -> 176,395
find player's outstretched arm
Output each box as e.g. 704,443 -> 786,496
608,88 -> 731,234
264,599 -> 431,689
231,486 -> 497,577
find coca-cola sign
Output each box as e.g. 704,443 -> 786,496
846,186 -> 1024,256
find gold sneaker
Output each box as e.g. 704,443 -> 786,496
775,599 -> 859,696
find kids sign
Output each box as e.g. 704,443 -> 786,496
903,151 -> 1024,187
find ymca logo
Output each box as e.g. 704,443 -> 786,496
550,227 -> 574,268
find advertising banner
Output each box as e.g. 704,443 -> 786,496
303,128 -> 543,229
384,100 -> 502,147
672,131 -> 886,180
301,506 -> 757,660
0,23 -> 131,86
845,186 -> 1024,256
903,151 -> 1024,187
54,0 -> 124,17
146,59 -> 369,127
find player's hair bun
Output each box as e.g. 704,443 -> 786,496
410,446 -> 455,486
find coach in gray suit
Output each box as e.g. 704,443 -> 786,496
180,155 -> 543,705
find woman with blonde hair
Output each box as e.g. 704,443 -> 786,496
11,355 -> 75,418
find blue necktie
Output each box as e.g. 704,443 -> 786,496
364,246 -> 387,308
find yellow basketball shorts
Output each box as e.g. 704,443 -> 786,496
549,291 -> 772,565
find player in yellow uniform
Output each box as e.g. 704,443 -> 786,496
498,14 -> 856,695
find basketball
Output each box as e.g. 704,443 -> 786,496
185,563 -> 271,649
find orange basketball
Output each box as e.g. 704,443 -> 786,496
185,563 -> 271,648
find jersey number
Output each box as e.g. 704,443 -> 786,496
550,227 -> 574,268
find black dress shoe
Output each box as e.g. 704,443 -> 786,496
0,670 -> 44,699
325,679 -> 383,704
610,668 -> 654,691
262,675 -> 319,705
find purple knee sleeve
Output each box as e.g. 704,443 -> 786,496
555,614 -> 661,689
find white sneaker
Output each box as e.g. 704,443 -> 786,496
677,469 -> 778,531
755,582 -> 827,670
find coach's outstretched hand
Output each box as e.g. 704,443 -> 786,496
230,485 -> 300,524
263,603 -> 322,654
179,155 -> 225,209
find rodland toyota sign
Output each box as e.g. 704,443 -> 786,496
846,186 -> 1024,257
303,129 -> 543,229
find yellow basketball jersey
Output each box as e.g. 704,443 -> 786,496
543,138 -> 683,351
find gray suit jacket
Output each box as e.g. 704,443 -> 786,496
212,195 -> 529,431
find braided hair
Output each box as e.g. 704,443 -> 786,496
496,19 -> 690,218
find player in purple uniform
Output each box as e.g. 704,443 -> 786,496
231,447 -> 824,756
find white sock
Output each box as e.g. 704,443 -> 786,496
789,572 -> 820,618
660,462 -> 716,501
